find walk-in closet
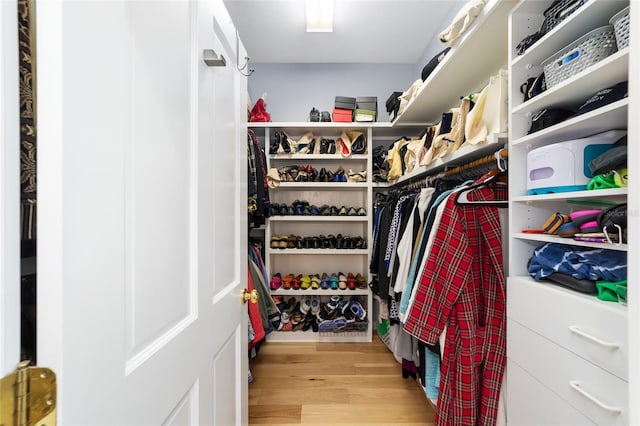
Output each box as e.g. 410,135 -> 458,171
239,0 -> 637,424
0,0 -> 636,424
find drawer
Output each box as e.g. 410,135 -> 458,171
507,276 -> 628,380
507,360 -> 596,425
508,319 -> 628,425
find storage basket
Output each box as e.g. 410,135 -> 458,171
610,6 -> 630,50
540,0 -> 587,35
542,25 -> 617,88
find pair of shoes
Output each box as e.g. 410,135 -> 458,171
270,131 -> 291,154
318,316 -> 347,332
270,273 -> 282,290
319,138 -> 336,154
334,167 -> 347,182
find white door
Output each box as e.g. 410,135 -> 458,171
34,0 -> 249,424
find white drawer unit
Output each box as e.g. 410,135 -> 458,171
507,0 -> 634,423
508,276 -> 628,380
507,360 -> 596,426
508,319 -> 628,425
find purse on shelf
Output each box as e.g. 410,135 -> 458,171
520,72 -> 546,102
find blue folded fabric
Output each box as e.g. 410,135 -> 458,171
528,243 -> 627,282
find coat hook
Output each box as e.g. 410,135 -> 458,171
203,49 -> 226,67
236,30 -> 254,76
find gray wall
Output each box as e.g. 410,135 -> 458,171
247,3 -> 466,123
248,63 -> 419,122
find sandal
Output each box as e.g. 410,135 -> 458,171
292,274 -> 302,290
338,273 -> 347,290
329,273 -> 339,290
347,273 -> 357,290
321,273 -> 331,289
300,275 -> 312,290
310,274 -> 321,289
270,235 -> 282,249
355,273 -> 367,289
282,274 -> 295,290
270,273 -> 282,290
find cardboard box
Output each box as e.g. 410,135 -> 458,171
335,96 -> 356,110
356,96 -> 378,112
354,108 -> 376,122
332,108 -> 353,122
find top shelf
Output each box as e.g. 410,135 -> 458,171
248,122 -> 425,138
511,0 -> 629,68
392,0 -> 517,126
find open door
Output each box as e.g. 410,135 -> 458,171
32,0 -> 249,424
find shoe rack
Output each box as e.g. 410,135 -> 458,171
249,122 -> 422,342
507,0 -> 632,423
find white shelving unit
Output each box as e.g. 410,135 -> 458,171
392,0 -> 518,125
507,1 -> 632,424
249,122 -> 424,342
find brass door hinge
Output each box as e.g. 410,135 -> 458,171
0,360 -> 56,426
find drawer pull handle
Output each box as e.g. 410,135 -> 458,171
569,380 -> 622,413
568,325 -> 620,349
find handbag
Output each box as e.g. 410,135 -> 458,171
519,72 -> 546,102
463,69 -> 508,146
421,48 -> 450,81
527,108 -> 574,134
250,98 -> 271,122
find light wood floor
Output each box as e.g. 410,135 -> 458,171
248,335 -> 435,425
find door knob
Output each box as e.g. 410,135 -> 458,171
242,289 -> 258,304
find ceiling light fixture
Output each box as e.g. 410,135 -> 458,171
305,0 -> 334,33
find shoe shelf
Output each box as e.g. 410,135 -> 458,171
512,232 -> 627,251
277,182 -> 368,189
266,329 -> 371,343
268,154 -> 368,161
511,188 -> 628,203
269,216 -> 367,222
271,288 -> 370,296
269,249 -> 369,255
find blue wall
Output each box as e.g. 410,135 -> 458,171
247,3 -> 466,123
248,63 -> 418,122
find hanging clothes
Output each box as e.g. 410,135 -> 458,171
403,177 -> 507,426
247,130 -> 270,228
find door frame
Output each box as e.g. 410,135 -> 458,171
0,0 -> 21,377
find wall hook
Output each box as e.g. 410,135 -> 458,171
203,49 -> 226,67
236,30 -> 254,77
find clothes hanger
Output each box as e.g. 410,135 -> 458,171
454,169 -> 508,207
454,151 -> 509,207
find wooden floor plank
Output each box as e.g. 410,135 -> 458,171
249,335 -> 435,424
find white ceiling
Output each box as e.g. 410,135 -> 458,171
223,0 -> 461,64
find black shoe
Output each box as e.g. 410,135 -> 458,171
310,107 -> 320,122
320,111 -> 331,122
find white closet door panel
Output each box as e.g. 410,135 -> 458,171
508,276 -> 628,380
508,319 -> 628,425
507,360 -> 596,426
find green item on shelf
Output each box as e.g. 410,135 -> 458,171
378,319 -> 388,335
587,172 -> 619,190
595,279 -> 627,303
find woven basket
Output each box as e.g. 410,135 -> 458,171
542,25 -> 617,88
610,6 -> 630,50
